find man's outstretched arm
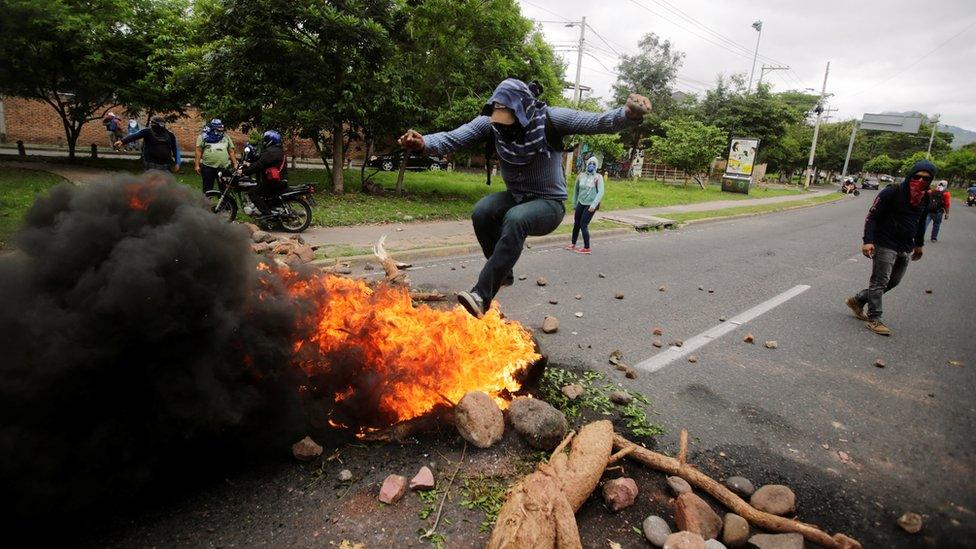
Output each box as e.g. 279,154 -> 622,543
398,116 -> 492,156
548,93 -> 651,136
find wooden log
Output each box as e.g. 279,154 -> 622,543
613,433 -> 862,549
409,291 -> 448,302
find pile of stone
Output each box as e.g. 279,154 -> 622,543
378,465 -> 436,505
453,391 -> 569,452
244,223 -> 317,267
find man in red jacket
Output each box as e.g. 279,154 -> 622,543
925,180 -> 951,242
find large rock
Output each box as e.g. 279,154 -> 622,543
508,397 -> 568,450
663,531 -> 706,549
750,485 -> 796,516
642,515 -> 672,547
251,229 -> 272,243
291,436 -> 323,461
704,540 -> 727,549
542,316 -> 559,334
721,513 -> 749,548
667,475 -> 693,495
897,511 -> 923,533
378,474 -> 407,504
410,466 -> 435,491
561,384 -> 584,400
747,533 -> 804,549
455,391 -> 505,448
723,476 -> 755,498
673,492 -> 723,540
602,477 -> 638,511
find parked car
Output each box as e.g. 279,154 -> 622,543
861,177 -> 880,190
880,175 -> 894,183
365,151 -> 449,171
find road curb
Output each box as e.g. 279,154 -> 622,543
679,194 -> 846,227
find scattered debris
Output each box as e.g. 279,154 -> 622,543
748,533 -> 804,549
743,333 -> 755,344
705,540 -> 727,549
642,515 -> 672,546
378,474 -> 408,505
410,466 -> 436,491
688,356 -> 699,363
947,360 -> 964,367
362,262 -> 376,271
561,384 -> 584,400
723,512 -> 750,547
925,289 -> 933,294
575,312 -> 584,318
549,298 -> 559,305
251,229 -> 273,243
708,289 -> 715,293
674,492 -> 723,540
454,391 -> 505,449
609,350 -> 623,365
291,436 -> 323,461
764,340 -> 778,349
719,316 -> 727,322
409,290 -> 448,302
664,531 -> 706,548
653,340 -> 663,348
667,475 -> 693,495
659,284 -> 667,292
542,316 -> 559,334
508,397 -> 569,450
610,391 -> 633,405
602,477 -> 639,511
372,236 -> 407,284
750,485 -> 796,516
672,339 -> 684,347
698,286 -> 705,291
338,469 -> 353,482
624,368 -> 638,379
518,274 -> 527,280
724,476 -> 755,498
536,276 -> 548,287
575,294 -> 583,300
873,359 -> 886,368
896,512 -> 923,534
599,273 -> 607,278
653,327 -> 664,336
614,292 -> 625,299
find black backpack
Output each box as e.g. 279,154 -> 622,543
928,190 -> 945,213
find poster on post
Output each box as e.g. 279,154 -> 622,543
722,137 -> 760,194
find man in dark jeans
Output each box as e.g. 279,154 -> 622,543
845,160 -> 935,336
116,116 -> 181,172
398,78 -> 650,318
925,180 -> 951,241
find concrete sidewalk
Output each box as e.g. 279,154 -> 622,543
295,188 -> 834,254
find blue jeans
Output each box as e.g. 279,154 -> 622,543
572,203 -> 596,248
471,191 -> 565,301
925,212 -> 944,240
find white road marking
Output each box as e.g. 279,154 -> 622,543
633,284 -> 812,373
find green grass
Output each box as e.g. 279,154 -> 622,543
667,193 -> 843,223
0,168 -> 70,248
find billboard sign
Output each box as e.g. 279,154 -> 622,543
860,113 -> 922,134
722,137 -> 761,194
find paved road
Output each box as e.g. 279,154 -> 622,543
394,191 -> 976,547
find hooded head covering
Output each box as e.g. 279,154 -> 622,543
903,159 -> 937,208
149,116 -> 167,138
482,78 -> 550,166
585,156 -> 599,173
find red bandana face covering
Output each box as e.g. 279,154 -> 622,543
909,179 -> 930,207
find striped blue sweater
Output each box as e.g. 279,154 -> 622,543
423,106 -> 634,201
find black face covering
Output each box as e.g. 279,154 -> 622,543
492,121 -> 525,143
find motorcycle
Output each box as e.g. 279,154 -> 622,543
840,179 -> 860,196
205,144 -> 317,233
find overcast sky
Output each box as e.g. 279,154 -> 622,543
517,0 -> 976,129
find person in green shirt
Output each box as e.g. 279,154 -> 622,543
566,156 -> 605,254
194,119 -> 237,193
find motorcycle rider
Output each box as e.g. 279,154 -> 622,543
240,130 -> 287,219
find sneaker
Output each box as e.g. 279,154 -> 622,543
845,297 -> 869,321
931,238 -> 938,242
865,320 -> 891,336
564,244 -> 576,250
576,248 -> 592,254
457,290 -> 485,319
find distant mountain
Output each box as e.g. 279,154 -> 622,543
881,111 -> 976,149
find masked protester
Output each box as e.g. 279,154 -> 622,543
924,180 -> 951,241
102,112 -> 123,148
240,130 -> 287,219
846,160 -> 936,336
398,78 -> 651,319
125,118 -> 141,151
116,116 -> 181,173
566,156 -> 605,254
195,118 -> 237,193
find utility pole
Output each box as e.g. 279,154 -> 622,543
748,21 -> 763,92
804,61 -> 830,189
842,120 -> 858,177
572,17 -> 586,105
926,114 -> 940,159
757,64 -> 789,89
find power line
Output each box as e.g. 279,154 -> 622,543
585,23 -> 623,57
519,0 -> 571,23
626,0 -> 760,62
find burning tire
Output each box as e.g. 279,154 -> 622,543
278,197 -> 312,233
206,191 -> 238,222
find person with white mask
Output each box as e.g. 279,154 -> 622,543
566,156 -> 605,254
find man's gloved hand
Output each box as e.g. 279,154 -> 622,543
625,93 -> 652,120
397,129 -> 425,151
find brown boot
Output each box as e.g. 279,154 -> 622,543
845,297 -> 869,321
865,320 -> 891,336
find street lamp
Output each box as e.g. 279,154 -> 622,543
748,20 -> 763,92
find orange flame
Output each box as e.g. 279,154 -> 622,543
282,271 -> 540,426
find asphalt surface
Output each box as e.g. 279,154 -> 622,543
394,190 -> 976,547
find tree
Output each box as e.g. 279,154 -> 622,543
941,149 -> 976,183
863,154 -> 898,175
612,33 -> 685,151
0,0 -> 186,159
648,118 -> 727,187
898,151 -> 944,176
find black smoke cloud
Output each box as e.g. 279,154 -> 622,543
0,174 -> 314,527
